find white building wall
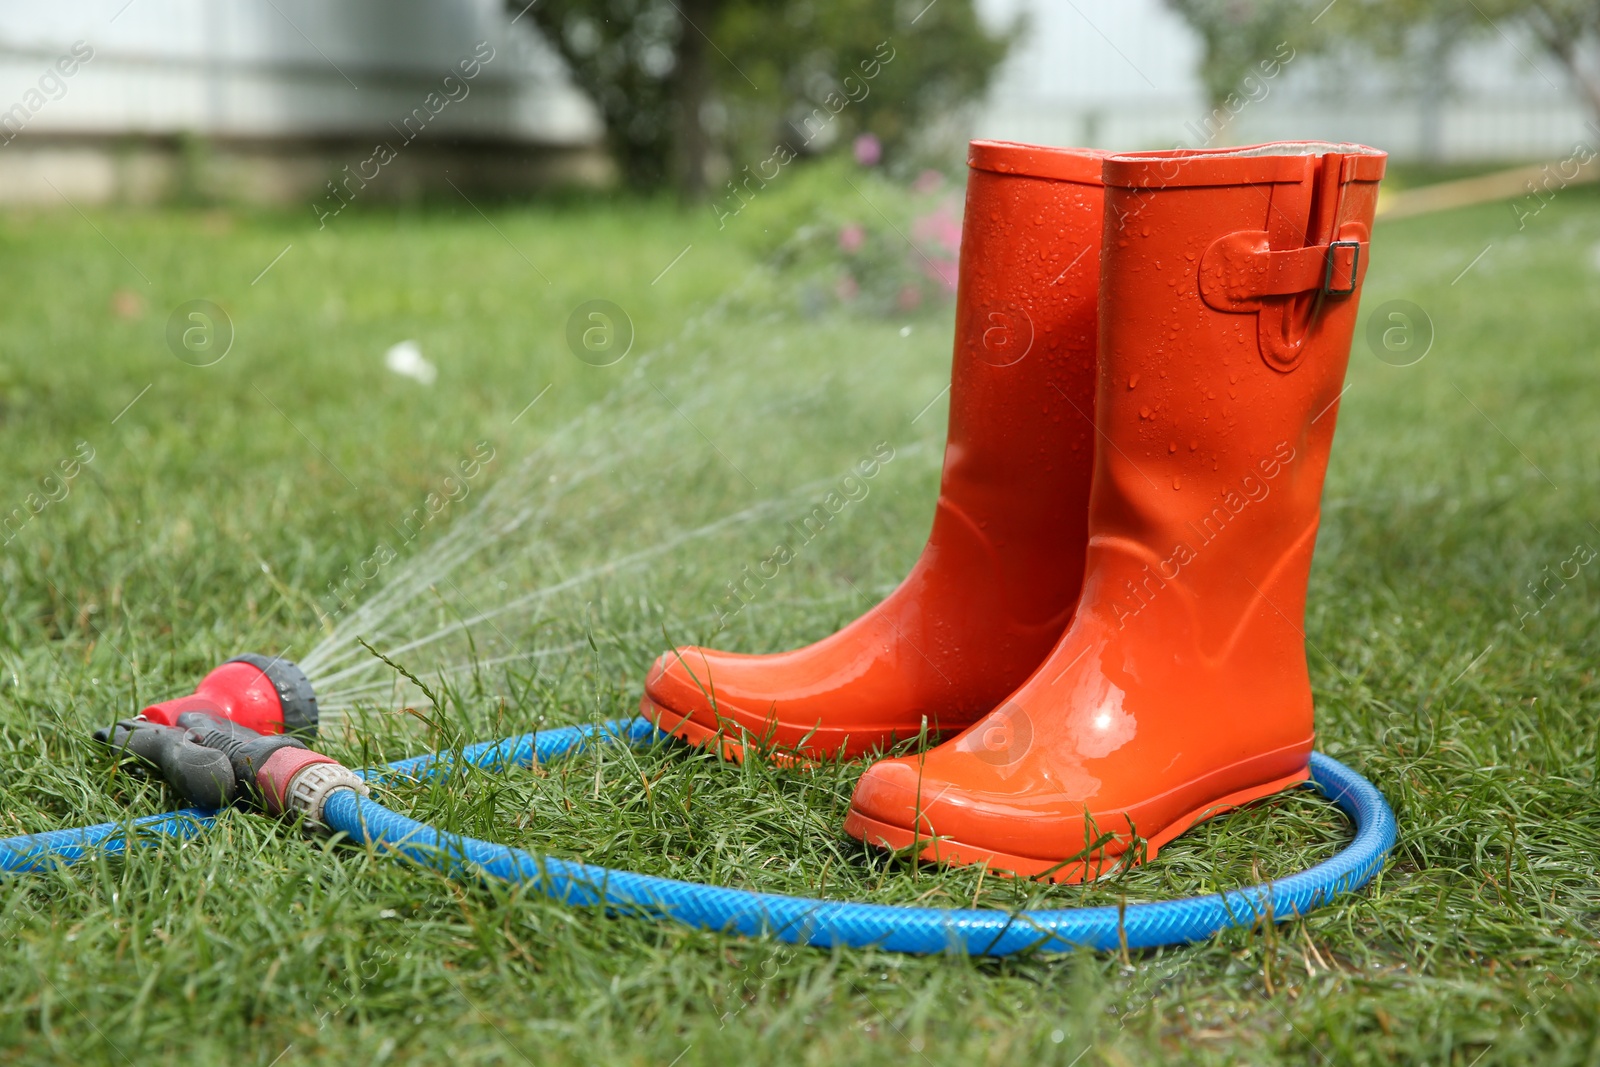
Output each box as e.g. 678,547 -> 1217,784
0,0 -> 600,144
973,0 -> 1596,161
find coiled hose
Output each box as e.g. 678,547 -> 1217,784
1,717 -> 1396,955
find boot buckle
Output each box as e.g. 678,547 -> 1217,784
1322,241 -> 1361,296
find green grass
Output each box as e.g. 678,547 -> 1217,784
0,168 -> 1597,1065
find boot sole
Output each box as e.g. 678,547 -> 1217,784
842,752 -> 1311,884
641,694 -> 812,768
641,693 -> 970,767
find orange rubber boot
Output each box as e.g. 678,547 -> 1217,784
643,141 -> 1105,761
846,142 -> 1387,879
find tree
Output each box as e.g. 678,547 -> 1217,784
1348,0 -> 1600,119
1164,0 -> 1314,112
518,0 -> 712,195
516,0 -> 1013,197
1165,0 -> 1600,131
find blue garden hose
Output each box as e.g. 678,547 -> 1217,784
0,809 -> 215,871
0,716 -> 1397,955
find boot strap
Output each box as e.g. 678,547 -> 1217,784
1198,229 -> 1369,307
1197,150 -> 1370,372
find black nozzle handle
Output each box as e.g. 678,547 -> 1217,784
176,712 -> 308,801
95,720 -> 239,810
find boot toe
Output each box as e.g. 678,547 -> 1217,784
846,752 -> 1109,877
848,755 -> 1036,844
645,645 -> 827,754
643,633 -> 968,759
846,756 -> 927,826
644,647 -> 752,727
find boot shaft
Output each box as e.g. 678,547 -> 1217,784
642,141 -> 1116,757
1090,144 -> 1386,625
844,142 -> 1390,878
938,140 -> 1106,625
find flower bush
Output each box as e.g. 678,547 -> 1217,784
731,155 -> 964,318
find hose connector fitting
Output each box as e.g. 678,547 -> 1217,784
257,747 -> 370,826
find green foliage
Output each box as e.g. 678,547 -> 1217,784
518,0 -> 1013,193
1165,0 -> 1600,119
727,155 -> 963,317
716,0 -> 1014,163
1163,0 -> 1317,109
520,0 -> 690,191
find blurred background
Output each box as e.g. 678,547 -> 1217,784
0,0 -> 1595,207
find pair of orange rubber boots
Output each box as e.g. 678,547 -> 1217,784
643,139 -> 1386,882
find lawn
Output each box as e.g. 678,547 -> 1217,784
0,164 -> 1596,1065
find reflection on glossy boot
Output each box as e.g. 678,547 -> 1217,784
847,141 -> 1388,879
644,141 -> 1106,761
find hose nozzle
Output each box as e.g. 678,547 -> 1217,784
96,655 -> 362,820
138,654 -> 318,738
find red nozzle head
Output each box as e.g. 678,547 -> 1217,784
140,654 -> 318,738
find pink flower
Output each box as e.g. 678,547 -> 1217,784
897,284 -> 923,312
912,202 -> 961,255
911,202 -> 962,294
838,223 -> 866,254
853,133 -> 882,167
835,274 -> 860,302
912,169 -> 944,195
